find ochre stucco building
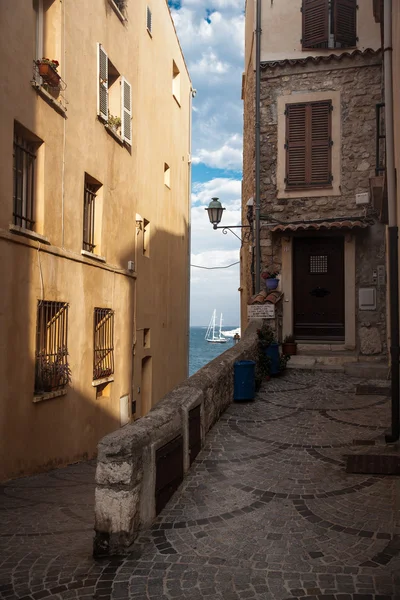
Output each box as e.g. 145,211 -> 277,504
242,0 -> 387,359
0,0 -> 192,480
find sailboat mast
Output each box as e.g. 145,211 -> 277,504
212,309 -> 216,340
219,313 -> 223,339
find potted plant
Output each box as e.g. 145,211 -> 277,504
261,270 -> 280,291
282,334 -> 297,356
257,322 -> 280,376
108,113 -> 122,134
35,347 -> 72,393
36,58 -> 60,87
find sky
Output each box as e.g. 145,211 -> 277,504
169,0 -> 245,327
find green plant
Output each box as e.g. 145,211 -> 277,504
36,57 -> 59,71
35,347 -> 72,392
257,322 -> 275,347
283,334 -> 296,344
108,114 -> 121,130
261,270 -> 279,280
279,354 -> 291,372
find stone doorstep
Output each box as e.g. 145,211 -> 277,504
297,343 -> 347,352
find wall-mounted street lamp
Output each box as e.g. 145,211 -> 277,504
205,197 -> 252,242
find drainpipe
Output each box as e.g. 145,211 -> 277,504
254,0 -> 261,294
384,0 -> 400,443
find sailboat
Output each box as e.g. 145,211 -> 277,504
205,309 -> 227,343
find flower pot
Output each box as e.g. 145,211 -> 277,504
266,278 -> 279,291
282,342 -> 297,356
38,63 -> 60,87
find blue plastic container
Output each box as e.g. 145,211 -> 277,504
234,360 -> 256,401
264,342 -> 280,376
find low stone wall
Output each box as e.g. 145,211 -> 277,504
93,320 -> 261,557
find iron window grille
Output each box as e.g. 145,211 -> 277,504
13,133 -> 36,230
94,308 -> 115,380
35,301 -> 70,394
83,183 -> 97,252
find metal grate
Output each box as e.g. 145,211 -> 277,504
35,301 -> 69,393
310,255 -> 328,273
189,405 -> 201,465
346,454 -> 400,475
83,183 -> 97,253
94,308 -> 114,380
155,436 -> 184,514
13,133 -> 36,230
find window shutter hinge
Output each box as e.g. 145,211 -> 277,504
284,177 -> 288,184
330,104 -> 333,111
356,36 -> 359,42
284,142 -> 288,150
329,174 -> 333,183
329,138 -> 333,147
284,108 -> 287,115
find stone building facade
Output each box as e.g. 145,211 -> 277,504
242,0 -> 387,357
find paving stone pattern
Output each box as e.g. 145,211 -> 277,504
1,371 -> 399,600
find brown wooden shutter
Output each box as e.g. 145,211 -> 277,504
302,0 -> 329,48
310,101 -> 332,186
286,101 -> 332,189
286,104 -> 307,188
334,0 -> 357,47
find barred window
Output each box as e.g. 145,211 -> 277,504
35,301 -> 70,394
83,182 -> 97,252
94,308 -> 115,381
13,133 -> 37,230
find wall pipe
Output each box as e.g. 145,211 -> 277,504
384,0 -> 400,442
254,0 -> 261,294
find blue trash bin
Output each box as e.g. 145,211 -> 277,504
264,342 -> 280,376
234,360 -> 256,401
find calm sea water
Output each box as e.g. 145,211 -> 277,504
189,326 -> 239,376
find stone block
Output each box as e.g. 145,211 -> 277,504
359,326 -> 382,355
96,461 -> 139,487
94,486 -> 140,537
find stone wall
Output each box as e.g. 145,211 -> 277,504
93,320 -> 261,557
241,65 -> 256,329
257,52 -> 387,355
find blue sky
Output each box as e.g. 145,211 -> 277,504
169,0 -> 245,326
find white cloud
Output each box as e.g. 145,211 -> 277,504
170,2 -> 245,165
192,134 -> 242,170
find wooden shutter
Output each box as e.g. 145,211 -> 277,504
285,101 -> 332,189
120,77 -> 132,144
334,0 -> 357,47
285,104 -> 307,188
310,101 -> 332,186
97,43 -> 108,121
302,0 -> 329,48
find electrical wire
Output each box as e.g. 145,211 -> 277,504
190,261 -> 240,270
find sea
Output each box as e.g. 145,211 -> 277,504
189,325 -> 240,376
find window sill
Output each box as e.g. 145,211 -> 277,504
104,123 -> 125,146
108,0 -> 127,22
92,375 -> 114,387
147,27 -> 152,38
9,224 -> 50,245
33,388 -> 67,403
31,81 -> 67,117
81,249 -> 106,263
284,185 -> 333,192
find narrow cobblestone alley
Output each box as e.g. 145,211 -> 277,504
1,372 -> 399,600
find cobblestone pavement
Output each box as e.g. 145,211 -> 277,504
1,371 -> 399,600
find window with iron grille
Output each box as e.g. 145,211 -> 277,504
13,133 -> 37,230
83,178 -> 98,252
94,308 -> 115,381
285,100 -> 333,189
35,301 -> 70,394
302,0 -> 357,49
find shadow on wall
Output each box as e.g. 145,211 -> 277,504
93,320 -> 261,558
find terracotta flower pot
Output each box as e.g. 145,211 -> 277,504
38,63 -> 60,87
282,342 -> 297,356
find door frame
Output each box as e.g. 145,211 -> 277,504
282,232 -> 356,348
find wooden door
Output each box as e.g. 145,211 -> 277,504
293,236 -> 344,340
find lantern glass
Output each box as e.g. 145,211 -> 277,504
206,198 -> 225,228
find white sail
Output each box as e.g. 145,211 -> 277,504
205,309 -> 227,343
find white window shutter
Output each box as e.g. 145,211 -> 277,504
97,43 -> 108,121
121,77 -> 132,144
147,6 -> 152,33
